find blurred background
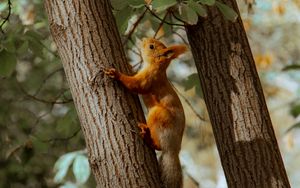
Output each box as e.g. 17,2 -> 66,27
0,0 -> 299,187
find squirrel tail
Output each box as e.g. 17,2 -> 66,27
159,151 -> 183,188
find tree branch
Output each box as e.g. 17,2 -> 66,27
33,68 -> 64,96
145,5 -> 185,27
0,0 -> 12,34
123,8 -> 147,45
171,82 -> 207,121
171,11 -> 186,25
17,81 -> 73,104
153,12 -> 168,39
37,128 -> 81,143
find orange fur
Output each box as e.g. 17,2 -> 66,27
105,38 -> 186,188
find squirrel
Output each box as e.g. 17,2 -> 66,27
105,38 -> 187,188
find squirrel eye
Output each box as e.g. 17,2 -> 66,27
149,44 -> 154,49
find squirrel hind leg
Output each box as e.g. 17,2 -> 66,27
138,123 -> 161,150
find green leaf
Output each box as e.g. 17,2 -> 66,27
198,0 -> 215,6
182,73 -> 198,91
290,104 -> 300,118
188,0 -> 207,17
162,23 -> 172,37
23,30 -> 45,58
128,0 -> 145,8
17,40 -> 29,54
111,0 -> 129,10
0,2 -> 8,11
180,4 -> 198,25
34,22 -> 47,30
182,73 -> 203,97
195,82 -> 203,98
285,122 -> 300,133
29,40 -> 44,58
215,1 -> 238,22
24,30 -> 44,40
3,38 -> 16,52
0,49 -> 17,77
60,182 -> 77,188
152,0 -> 177,12
31,135 -> 49,153
56,108 -> 79,136
115,6 -> 133,34
282,64 -> 300,71
73,155 -> 90,184
54,152 -> 78,183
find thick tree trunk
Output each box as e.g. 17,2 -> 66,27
185,1 -> 290,187
45,0 -> 161,187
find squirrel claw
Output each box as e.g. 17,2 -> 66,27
104,68 -> 118,79
138,123 -> 148,137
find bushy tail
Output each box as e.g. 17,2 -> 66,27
159,151 -> 183,188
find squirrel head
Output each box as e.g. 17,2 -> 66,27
141,38 -> 187,66
141,38 -> 167,62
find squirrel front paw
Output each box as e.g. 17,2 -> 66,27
138,123 -> 148,137
104,68 -> 119,79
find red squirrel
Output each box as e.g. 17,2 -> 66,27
105,38 -> 186,188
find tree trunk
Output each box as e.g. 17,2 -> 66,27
185,1 -> 290,187
44,1 -> 161,187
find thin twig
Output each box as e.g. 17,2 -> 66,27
172,30 -> 189,45
128,48 -> 143,67
27,92 -> 72,104
17,81 -> 73,104
123,8 -> 148,45
153,12 -> 168,38
170,82 -> 206,121
129,38 -> 142,52
38,40 -> 59,58
132,60 -> 143,71
37,128 -> 81,143
185,172 -> 200,187
0,0 -> 12,34
169,14 -> 189,44
145,5 -> 185,27
29,105 -> 55,135
128,47 -> 141,56
171,11 -> 186,24
34,68 -> 64,96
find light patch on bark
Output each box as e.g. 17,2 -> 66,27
229,42 -> 266,142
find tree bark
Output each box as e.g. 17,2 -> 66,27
44,0 -> 161,187
185,1 -> 290,187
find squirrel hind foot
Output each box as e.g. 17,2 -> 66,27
138,123 -> 161,150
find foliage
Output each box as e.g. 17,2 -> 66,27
0,0 -> 88,187
112,0 -> 237,39
53,150 -> 90,186
181,73 -> 203,97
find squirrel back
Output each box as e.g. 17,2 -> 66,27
105,38 -> 187,188
141,38 -> 186,188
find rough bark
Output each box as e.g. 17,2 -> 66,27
44,0 -> 161,187
185,1 -> 290,187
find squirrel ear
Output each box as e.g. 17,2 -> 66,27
158,45 -> 187,60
